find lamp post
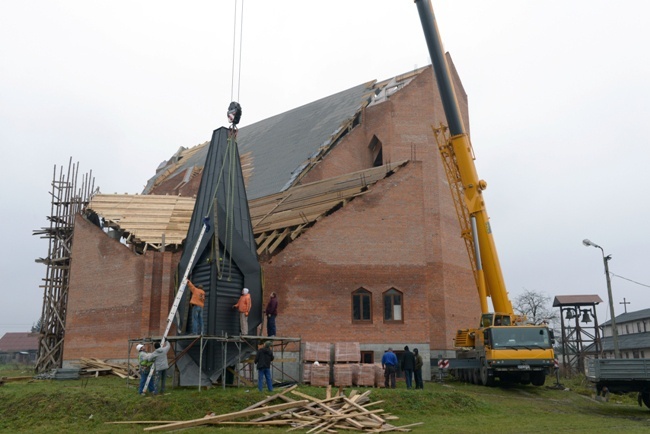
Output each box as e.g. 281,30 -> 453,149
583,239 -> 621,358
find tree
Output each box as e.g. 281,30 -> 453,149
31,318 -> 42,334
513,288 -> 557,326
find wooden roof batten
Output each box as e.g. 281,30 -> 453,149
88,161 -> 408,255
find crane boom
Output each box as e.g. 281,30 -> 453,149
415,0 -> 555,387
415,0 -> 512,316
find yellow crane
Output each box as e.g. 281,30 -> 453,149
415,0 -> 555,386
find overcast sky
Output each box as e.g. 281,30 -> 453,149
2,1 -> 649,340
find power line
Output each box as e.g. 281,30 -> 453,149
610,272 -> 650,289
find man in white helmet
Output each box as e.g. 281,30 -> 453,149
233,288 -> 251,335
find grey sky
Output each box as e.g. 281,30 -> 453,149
2,1 -> 649,338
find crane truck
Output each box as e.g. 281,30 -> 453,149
415,0 -> 555,386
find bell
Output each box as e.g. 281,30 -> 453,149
565,309 -> 575,319
581,310 -> 592,324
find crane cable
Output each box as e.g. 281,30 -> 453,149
227,0 -> 244,128
230,0 -> 244,103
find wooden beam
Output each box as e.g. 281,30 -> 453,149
144,400 -> 309,432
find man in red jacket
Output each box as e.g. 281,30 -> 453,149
233,287 -> 251,335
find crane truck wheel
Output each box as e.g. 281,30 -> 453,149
472,369 -> 481,385
480,364 -> 495,387
531,371 -> 546,387
641,392 -> 650,409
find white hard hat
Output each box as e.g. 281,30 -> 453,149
136,344 -> 144,351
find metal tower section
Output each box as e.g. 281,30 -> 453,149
33,158 -> 95,372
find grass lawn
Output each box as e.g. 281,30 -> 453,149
2,365 -> 650,433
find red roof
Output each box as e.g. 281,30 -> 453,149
553,295 -> 603,307
0,332 -> 39,352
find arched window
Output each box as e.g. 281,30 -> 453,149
383,288 -> 403,323
352,288 -> 372,323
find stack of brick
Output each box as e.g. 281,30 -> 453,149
374,363 -> 385,388
310,363 -> 330,386
303,342 -> 331,385
333,364 -> 354,386
357,363 -> 376,387
304,342 -> 331,362
334,342 -> 360,363
333,342 -> 360,387
303,362 -> 312,384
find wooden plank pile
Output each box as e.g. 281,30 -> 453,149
138,385 -> 421,432
77,357 -> 138,379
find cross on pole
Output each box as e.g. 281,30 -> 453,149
619,297 -> 631,314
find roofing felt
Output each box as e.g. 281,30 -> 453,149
142,69 -> 423,200
0,332 -> 39,352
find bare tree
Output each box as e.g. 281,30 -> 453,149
513,288 -> 558,326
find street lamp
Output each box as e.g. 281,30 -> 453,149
582,239 -> 621,358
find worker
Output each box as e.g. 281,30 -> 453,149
136,343 -> 156,395
255,341 -> 275,392
264,292 -> 278,337
146,341 -> 171,394
187,280 -> 205,335
233,287 -> 251,335
401,346 -> 415,389
381,348 -> 398,389
413,348 -> 424,389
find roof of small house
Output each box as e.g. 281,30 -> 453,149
0,332 -> 39,353
601,308 -> 650,327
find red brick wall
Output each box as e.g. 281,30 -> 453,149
64,215 -> 179,361
278,67 -> 480,351
262,163 -> 479,352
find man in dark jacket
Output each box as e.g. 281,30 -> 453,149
264,292 -> 278,337
255,341 -> 274,392
413,348 -> 424,389
401,346 -> 416,389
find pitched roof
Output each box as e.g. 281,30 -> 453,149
142,68 -> 422,200
88,161 -> 408,251
601,307 -> 650,327
88,195 -> 195,249
553,295 -> 603,307
0,332 -> 39,352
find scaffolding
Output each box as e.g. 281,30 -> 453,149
33,158 -> 95,373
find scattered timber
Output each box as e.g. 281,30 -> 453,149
77,357 -> 138,379
133,385 -> 422,432
0,376 -> 33,383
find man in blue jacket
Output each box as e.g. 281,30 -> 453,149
381,348 -> 398,389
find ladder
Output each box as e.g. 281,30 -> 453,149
141,218 -> 209,393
